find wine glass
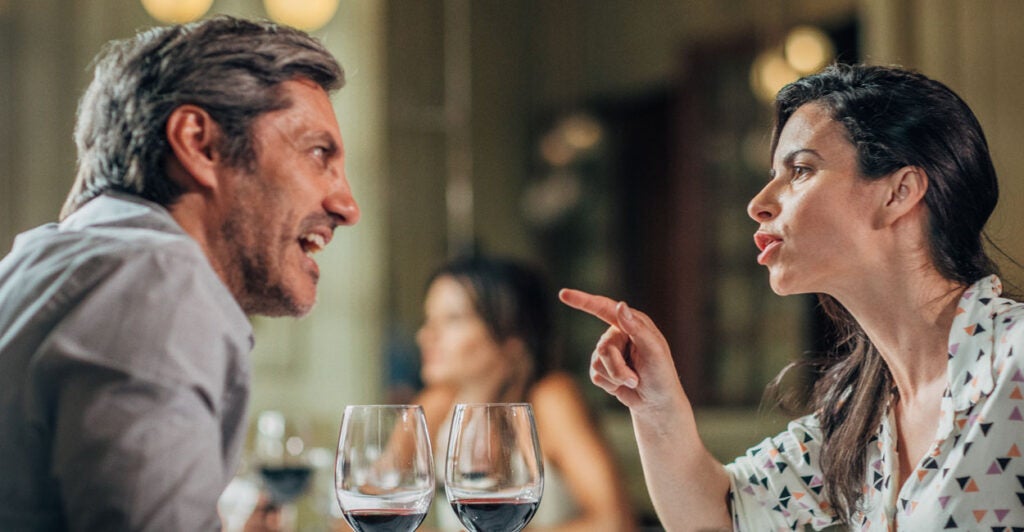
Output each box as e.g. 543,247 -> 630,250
335,405 -> 434,532
445,403 -> 544,532
253,411 -> 315,509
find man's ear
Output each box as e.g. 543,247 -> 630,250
877,165 -> 928,227
165,105 -> 223,191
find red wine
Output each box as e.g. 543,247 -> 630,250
450,498 -> 539,532
342,509 -> 427,532
259,465 -> 313,504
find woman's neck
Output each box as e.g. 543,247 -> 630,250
455,375 -> 528,405
834,267 -> 966,399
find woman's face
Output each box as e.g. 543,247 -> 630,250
416,276 -> 509,387
747,103 -> 889,296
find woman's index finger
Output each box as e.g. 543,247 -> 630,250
558,288 -> 621,326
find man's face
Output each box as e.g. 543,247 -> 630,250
219,78 -> 359,316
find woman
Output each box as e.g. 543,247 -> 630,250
414,256 -> 636,531
561,64 -> 1024,530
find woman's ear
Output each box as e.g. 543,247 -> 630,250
164,105 -> 224,191
877,165 -> 928,228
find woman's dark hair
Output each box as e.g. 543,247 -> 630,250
428,256 -> 557,385
769,63 -> 999,522
62,15 -> 344,219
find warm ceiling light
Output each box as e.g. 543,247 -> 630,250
264,0 -> 340,31
784,26 -> 834,74
140,0 -> 213,24
750,48 -> 800,104
560,113 -> 603,151
539,130 -> 576,168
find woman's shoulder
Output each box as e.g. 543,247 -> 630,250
527,372 -> 609,460
992,291 -> 1024,356
994,292 -> 1024,328
528,371 -> 587,405
527,372 -> 598,430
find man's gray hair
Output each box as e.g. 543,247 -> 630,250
62,15 -> 344,219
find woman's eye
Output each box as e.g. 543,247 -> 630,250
791,166 -> 812,181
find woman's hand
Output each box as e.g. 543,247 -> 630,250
558,289 -> 688,414
559,289 -> 731,530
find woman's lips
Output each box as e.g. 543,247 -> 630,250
754,232 -> 782,265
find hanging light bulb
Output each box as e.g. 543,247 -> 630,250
560,113 -> 603,151
539,130 -> 576,168
784,26 -> 834,74
264,0 -> 340,31
750,47 -> 800,104
140,0 -> 213,24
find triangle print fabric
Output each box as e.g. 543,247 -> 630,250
726,276 -> 1024,530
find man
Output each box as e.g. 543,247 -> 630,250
0,16 -> 359,529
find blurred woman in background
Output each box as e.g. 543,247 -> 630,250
414,255 -> 635,531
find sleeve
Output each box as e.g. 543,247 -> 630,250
34,247 -> 249,531
724,415 -> 839,531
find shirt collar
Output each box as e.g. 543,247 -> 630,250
946,274 -> 1003,412
59,192 -> 254,346
59,192 -> 186,236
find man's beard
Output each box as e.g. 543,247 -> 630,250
237,247 -> 307,317
220,204 -> 311,317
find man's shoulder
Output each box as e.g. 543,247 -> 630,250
2,219 -> 208,299
2,218 -> 251,387
38,193 -> 201,261
0,205 -> 247,345
9,197 -> 201,261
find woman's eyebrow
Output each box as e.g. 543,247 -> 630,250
781,148 -> 823,166
770,148 -> 824,179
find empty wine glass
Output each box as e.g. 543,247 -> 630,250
445,403 -> 544,532
335,405 -> 434,532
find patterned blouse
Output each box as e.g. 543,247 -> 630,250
726,275 -> 1024,530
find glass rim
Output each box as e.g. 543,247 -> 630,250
452,402 -> 533,408
343,404 -> 425,410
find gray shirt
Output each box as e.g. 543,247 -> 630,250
0,193 -> 253,530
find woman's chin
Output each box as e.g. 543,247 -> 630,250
769,279 -> 790,296
767,269 -> 799,296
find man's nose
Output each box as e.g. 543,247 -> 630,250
326,176 -> 360,226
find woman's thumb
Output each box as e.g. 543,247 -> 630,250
615,301 -> 658,354
615,301 -> 637,331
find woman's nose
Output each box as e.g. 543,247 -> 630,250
415,324 -> 433,348
747,181 -> 779,222
415,326 -> 426,346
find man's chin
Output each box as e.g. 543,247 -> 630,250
240,290 -> 315,317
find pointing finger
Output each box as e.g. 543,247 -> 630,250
559,288 -> 622,326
